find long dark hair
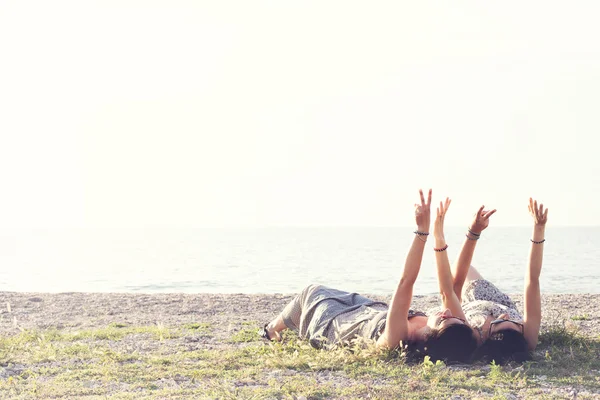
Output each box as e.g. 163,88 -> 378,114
472,329 -> 531,365
404,324 -> 477,364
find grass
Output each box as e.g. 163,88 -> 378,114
571,314 -> 590,321
0,323 -> 598,399
183,322 -> 211,332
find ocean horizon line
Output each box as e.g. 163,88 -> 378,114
3,225 -> 597,230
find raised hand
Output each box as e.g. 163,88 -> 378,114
528,198 -> 548,226
523,197 -> 548,351
434,197 -> 451,239
414,189 -> 432,232
469,205 -> 497,235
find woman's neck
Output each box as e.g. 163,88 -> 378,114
407,315 -> 428,342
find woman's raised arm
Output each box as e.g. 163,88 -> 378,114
433,198 -> 466,320
377,189 -> 431,349
523,198 -> 548,350
451,206 -> 496,301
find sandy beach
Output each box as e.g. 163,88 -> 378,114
0,291 -> 599,399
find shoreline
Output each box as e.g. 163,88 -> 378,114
1,292 -> 599,338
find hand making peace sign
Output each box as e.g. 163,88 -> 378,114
414,189 -> 432,232
469,205 -> 497,235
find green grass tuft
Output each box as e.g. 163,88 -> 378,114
183,322 -> 212,334
571,314 -> 591,321
228,326 -> 262,343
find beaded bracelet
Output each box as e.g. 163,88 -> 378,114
434,244 -> 448,252
531,239 -> 546,244
414,231 -> 430,236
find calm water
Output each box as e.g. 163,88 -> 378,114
0,227 -> 597,295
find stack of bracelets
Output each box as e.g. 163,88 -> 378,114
466,227 -> 545,244
466,228 -> 480,240
413,230 -> 429,243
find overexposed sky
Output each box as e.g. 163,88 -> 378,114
1,1 -> 599,228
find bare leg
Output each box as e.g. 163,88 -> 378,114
265,315 -> 286,341
465,265 -> 484,281
461,265 -> 484,299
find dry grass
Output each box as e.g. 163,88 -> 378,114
0,321 -> 598,399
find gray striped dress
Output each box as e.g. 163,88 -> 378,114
281,284 -> 425,349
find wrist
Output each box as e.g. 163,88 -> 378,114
434,243 -> 449,252
532,225 -> 545,242
413,229 -> 429,243
468,225 -> 482,235
466,227 -> 481,241
416,225 -> 430,233
465,233 -> 479,241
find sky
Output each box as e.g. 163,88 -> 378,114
1,1 -> 599,229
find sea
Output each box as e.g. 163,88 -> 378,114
0,227 -> 597,295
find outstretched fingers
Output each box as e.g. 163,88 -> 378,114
435,198 -> 451,221
540,207 -> 549,224
477,205 -> 485,217
419,188 -> 433,210
532,200 -> 547,219
528,197 -> 549,224
528,198 -> 534,214
483,209 -> 497,219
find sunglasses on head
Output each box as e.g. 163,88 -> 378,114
488,319 -> 524,336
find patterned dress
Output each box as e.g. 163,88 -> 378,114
460,279 -> 522,330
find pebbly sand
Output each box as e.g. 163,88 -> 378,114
0,291 -> 599,398
0,292 -> 599,341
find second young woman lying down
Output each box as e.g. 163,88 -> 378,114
429,197 -> 549,364
260,189 -> 477,364
449,198 -> 549,364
